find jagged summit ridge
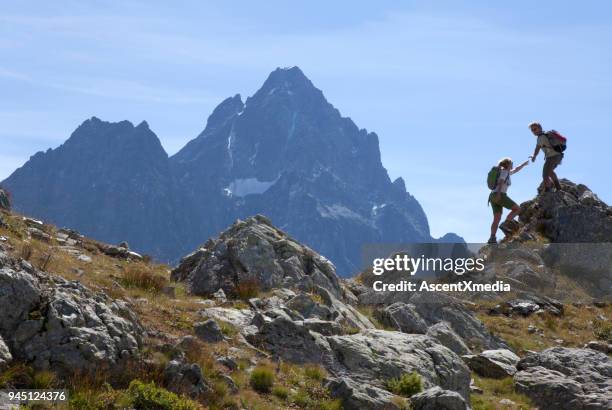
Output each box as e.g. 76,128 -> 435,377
3,66 -> 456,274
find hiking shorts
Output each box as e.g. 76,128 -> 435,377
543,154 -> 563,178
489,192 -> 517,214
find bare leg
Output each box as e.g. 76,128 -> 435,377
490,212 -> 502,238
505,205 -> 520,222
551,170 -> 561,190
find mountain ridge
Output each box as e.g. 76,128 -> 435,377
3,66 -> 460,276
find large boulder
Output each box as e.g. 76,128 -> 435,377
515,179 -> 612,297
426,322 -> 471,355
163,359 -> 211,398
0,249 -> 142,376
327,377 -> 402,410
246,316 -> 335,365
407,293 -> 507,351
194,319 -> 225,343
327,330 -> 471,400
410,386 -> 469,410
514,347 -> 612,409
463,349 -> 520,378
375,302 -> 429,334
518,179 -> 612,244
365,294 -> 505,351
171,215 -> 343,298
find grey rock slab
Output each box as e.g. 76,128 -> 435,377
327,329 -> 471,400
410,386 -> 469,410
327,377 -> 402,410
194,319 -> 225,343
426,322 -> 471,355
463,349 -> 520,378
514,347 -> 612,409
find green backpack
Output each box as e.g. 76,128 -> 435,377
487,166 -> 500,190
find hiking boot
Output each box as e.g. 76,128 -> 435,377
487,236 -> 497,244
499,220 -> 520,236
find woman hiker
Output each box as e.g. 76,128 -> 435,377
488,157 -> 530,244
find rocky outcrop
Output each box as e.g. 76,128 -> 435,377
327,330 -> 471,400
370,294 -> 506,351
171,215 -> 343,298
512,179 -> 612,297
426,322 -> 471,355
247,316 -> 334,365
163,359 -> 211,398
463,349 -> 520,378
410,386 -> 469,410
374,302 -> 429,334
194,319 -> 225,343
241,297 -> 471,406
514,347 -> 612,409
0,248 -> 143,376
327,377 -> 401,410
518,179 -> 612,243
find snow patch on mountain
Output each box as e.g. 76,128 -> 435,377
226,177 -> 279,197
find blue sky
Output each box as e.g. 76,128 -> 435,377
1,1 -> 611,242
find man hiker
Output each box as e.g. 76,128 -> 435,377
529,122 -> 565,192
488,157 -> 529,244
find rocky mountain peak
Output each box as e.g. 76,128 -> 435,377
258,66 -> 314,94
204,94 -> 244,132
4,67 -> 454,275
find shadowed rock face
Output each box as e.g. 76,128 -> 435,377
3,67 -> 459,276
2,118 -> 184,261
504,179 -> 612,297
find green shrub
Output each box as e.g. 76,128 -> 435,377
304,364 -> 325,381
127,380 -> 198,410
0,364 -> 32,388
291,389 -> 311,408
121,265 -> 168,292
32,370 -> 56,389
593,318 -> 612,342
316,399 -> 344,410
250,367 -> 275,393
385,372 -> 423,397
272,385 -> 289,400
219,321 -> 238,337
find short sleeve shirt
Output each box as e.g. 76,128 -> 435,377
537,133 -> 561,158
495,169 -> 511,193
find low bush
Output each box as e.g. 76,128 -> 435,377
385,372 -> 423,397
304,364 -> 325,381
250,366 -> 274,393
272,385 -> 289,400
121,265 -> 168,292
593,318 -> 612,342
127,380 -> 198,410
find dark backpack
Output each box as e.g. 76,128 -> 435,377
546,130 -> 567,153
